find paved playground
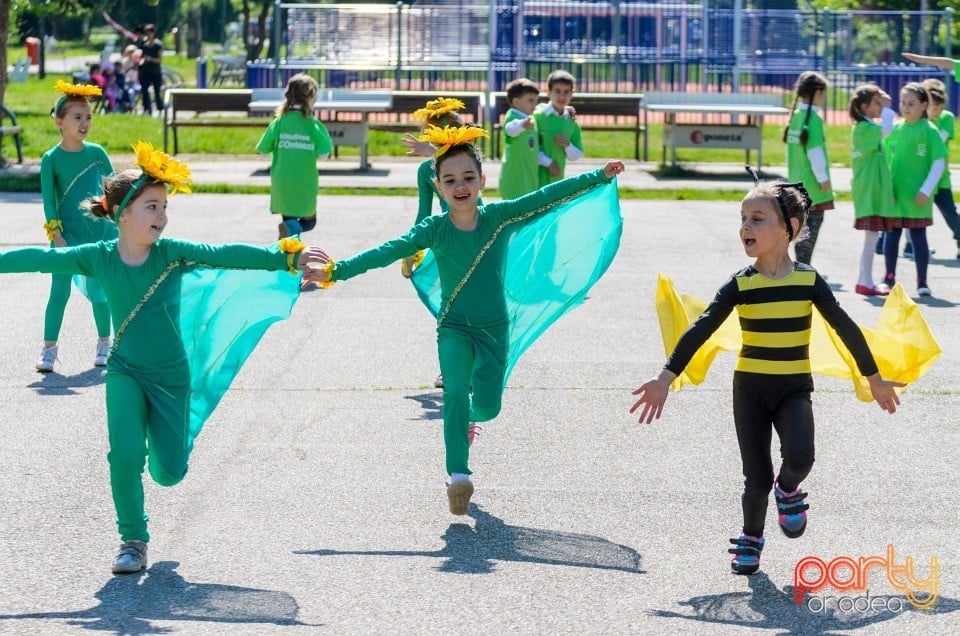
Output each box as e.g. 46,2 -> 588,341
0,183 -> 956,635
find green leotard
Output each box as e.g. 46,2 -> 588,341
0,238 -> 297,542
39,142 -> 116,339
331,168 -> 613,476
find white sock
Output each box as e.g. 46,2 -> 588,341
859,231 -> 879,287
450,473 -> 471,483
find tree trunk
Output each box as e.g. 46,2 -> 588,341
0,0 -> 10,105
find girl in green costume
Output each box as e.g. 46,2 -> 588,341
848,84 -> 895,297
37,80 -> 117,372
0,142 -> 328,574
311,125 -> 624,516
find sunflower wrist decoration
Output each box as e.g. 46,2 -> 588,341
413,97 -> 467,127
43,220 -> 64,242
418,125 -> 489,158
116,141 -> 193,217
278,237 -> 306,274
53,79 -> 102,115
317,260 -> 337,289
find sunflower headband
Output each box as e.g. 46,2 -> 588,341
413,97 -> 466,127
53,79 -> 102,115
116,141 -> 193,216
418,125 -> 488,158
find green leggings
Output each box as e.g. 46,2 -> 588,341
438,324 -> 507,475
44,273 -> 111,341
105,370 -> 191,543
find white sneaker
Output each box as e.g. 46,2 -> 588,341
112,540 -> 148,574
35,345 -> 58,373
94,340 -> 111,367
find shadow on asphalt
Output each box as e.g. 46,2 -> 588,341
648,571 -> 958,635
296,504 -> 645,575
28,367 -> 106,395
404,391 -> 443,420
0,561 -> 318,634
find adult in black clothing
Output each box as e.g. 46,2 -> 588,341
139,24 -> 164,115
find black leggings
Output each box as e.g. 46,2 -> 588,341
732,371 -> 815,537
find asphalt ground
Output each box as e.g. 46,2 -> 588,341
0,184 -> 956,635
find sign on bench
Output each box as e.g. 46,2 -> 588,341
249,88 -> 392,170
643,91 -> 789,167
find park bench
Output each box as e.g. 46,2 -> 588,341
163,89 -> 258,154
0,104 -> 24,167
489,92 -> 646,161
365,90 -> 485,134
642,91 -> 789,167
210,54 -> 247,86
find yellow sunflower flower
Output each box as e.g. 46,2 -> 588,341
413,97 -> 467,121
418,125 -> 488,157
53,79 -> 103,98
278,237 -> 306,254
131,141 -> 193,195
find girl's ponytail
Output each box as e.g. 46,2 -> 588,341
782,95 -> 799,144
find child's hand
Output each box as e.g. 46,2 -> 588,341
521,117 -> 535,130
296,246 -> 330,270
553,134 -> 570,148
53,232 -> 67,248
548,162 -> 561,177
819,180 -> 830,193
914,192 -> 930,206
400,256 -> 415,278
401,133 -> 435,158
564,105 -> 577,119
867,373 -> 907,414
603,160 -> 625,179
880,90 -> 892,108
629,374 -> 673,424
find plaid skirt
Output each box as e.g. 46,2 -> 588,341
854,216 -> 933,231
810,201 -> 835,213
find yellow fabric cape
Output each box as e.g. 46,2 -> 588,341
655,274 -> 941,401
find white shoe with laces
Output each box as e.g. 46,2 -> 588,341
94,340 -> 111,367
35,345 -> 58,373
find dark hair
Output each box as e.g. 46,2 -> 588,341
506,78 -> 540,105
547,69 -> 575,91
52,95 -> 90,118
921,78 -> 947,106
849,83 -> 881,123
901,82 -> 930,118
744,166 -> 811,242
279,73 -> 318,118
83,169 -> 155,221
783,71 -> 828,146
434,141 -> 484,176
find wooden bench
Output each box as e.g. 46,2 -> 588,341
365,90 -> 486,134
163,89 -> 259,154
0,104 -> 24,167
489,92 -> 645,161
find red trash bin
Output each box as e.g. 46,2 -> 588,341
24,37 -> 40,64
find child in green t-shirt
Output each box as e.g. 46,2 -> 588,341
783,71 -> 833,267
920,78 -> 960,260
848,84 -> 895,297
882,82 -> 947,297
256,73 -> 333,240
534,70 -> 583,187
500,78 -> 549,199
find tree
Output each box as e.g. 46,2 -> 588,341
239,0 -> 271,62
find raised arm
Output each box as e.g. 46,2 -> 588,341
491,160 -> 624,223
0,244 -> 97,276
903,52 -> 956,70
164,238 -> 328,274
323,218 -> 436,284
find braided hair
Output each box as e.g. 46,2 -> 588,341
783,71 -> 829,147
745,166 -> 812,243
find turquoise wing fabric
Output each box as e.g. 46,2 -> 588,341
178,258 -> 300,443
411,178 -> 622,383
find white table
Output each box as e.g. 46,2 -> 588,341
645,102 -> 790,168
249,89 -> 393,171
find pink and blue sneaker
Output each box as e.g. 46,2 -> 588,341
728,533 -> 765,575
774,480 -> 809,538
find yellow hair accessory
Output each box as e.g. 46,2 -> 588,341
53,79 -> 103,99
131,141 -> 193,195
418,125 -> 489,157
43,220 -> 64,242
278,237 -> 306,274
413,97 -> 466,121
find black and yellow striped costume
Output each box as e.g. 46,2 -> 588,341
665,263 -> 878,537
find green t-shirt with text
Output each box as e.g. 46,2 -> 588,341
256,111 -> 333,218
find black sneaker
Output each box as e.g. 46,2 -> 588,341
774,481 -> 809,538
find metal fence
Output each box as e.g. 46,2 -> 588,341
247,0 -> 957,112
